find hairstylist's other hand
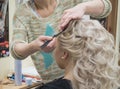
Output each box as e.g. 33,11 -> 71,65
59,4 -> 86,30
38,36 -> 56,52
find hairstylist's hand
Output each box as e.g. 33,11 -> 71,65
59,4 -> 86,30
39,36 -> 56,52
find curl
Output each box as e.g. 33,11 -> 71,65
58,19 -> 120,89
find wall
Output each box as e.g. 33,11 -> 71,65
115,0 -> 120,53
0,0 -> 34,79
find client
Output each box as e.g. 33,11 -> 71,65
36,19 -> 120,89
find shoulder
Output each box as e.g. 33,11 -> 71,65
13,2 -> 36,24
13,1 -> 36,21
14,4 -> 30,17
36,78 -> 72,89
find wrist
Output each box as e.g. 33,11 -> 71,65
77,3 -> 87,14
29,41 -> 41,52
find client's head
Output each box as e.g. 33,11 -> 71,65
53,19 -> 120,89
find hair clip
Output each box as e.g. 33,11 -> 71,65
76,35 -> 87,41
75,35 -> 82,38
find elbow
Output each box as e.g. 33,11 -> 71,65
10,42 -> 26,60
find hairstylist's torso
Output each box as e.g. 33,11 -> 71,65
13,0 -> 83,81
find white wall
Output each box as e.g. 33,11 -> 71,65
115,0 -> 120,56
0,0 -> 34,79
117,1 -> 120,44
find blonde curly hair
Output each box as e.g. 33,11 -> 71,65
58,20 -> 120,89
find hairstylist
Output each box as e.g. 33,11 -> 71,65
11,0 -> 112,82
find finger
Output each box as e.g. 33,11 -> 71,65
60,13 -> 70,24
39,36 -> 52,41
62,9 -> 70,16
47,38 -> 56,47
43,46 -> 55,52
60,14 -> 82,30
60,9 -> 71,23
60,15 -> 72,30
60,14 -> 72,30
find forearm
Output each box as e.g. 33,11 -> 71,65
12,41 -> 40,59
79,0 -> 104,17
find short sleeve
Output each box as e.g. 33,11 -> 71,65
75,0 -> 112,18
92,0 -> 112,18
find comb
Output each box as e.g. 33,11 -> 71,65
40,24 -> 68,49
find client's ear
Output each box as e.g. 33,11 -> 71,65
61,51 -> 68,60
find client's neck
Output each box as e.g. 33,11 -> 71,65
64,61 -> 74,81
